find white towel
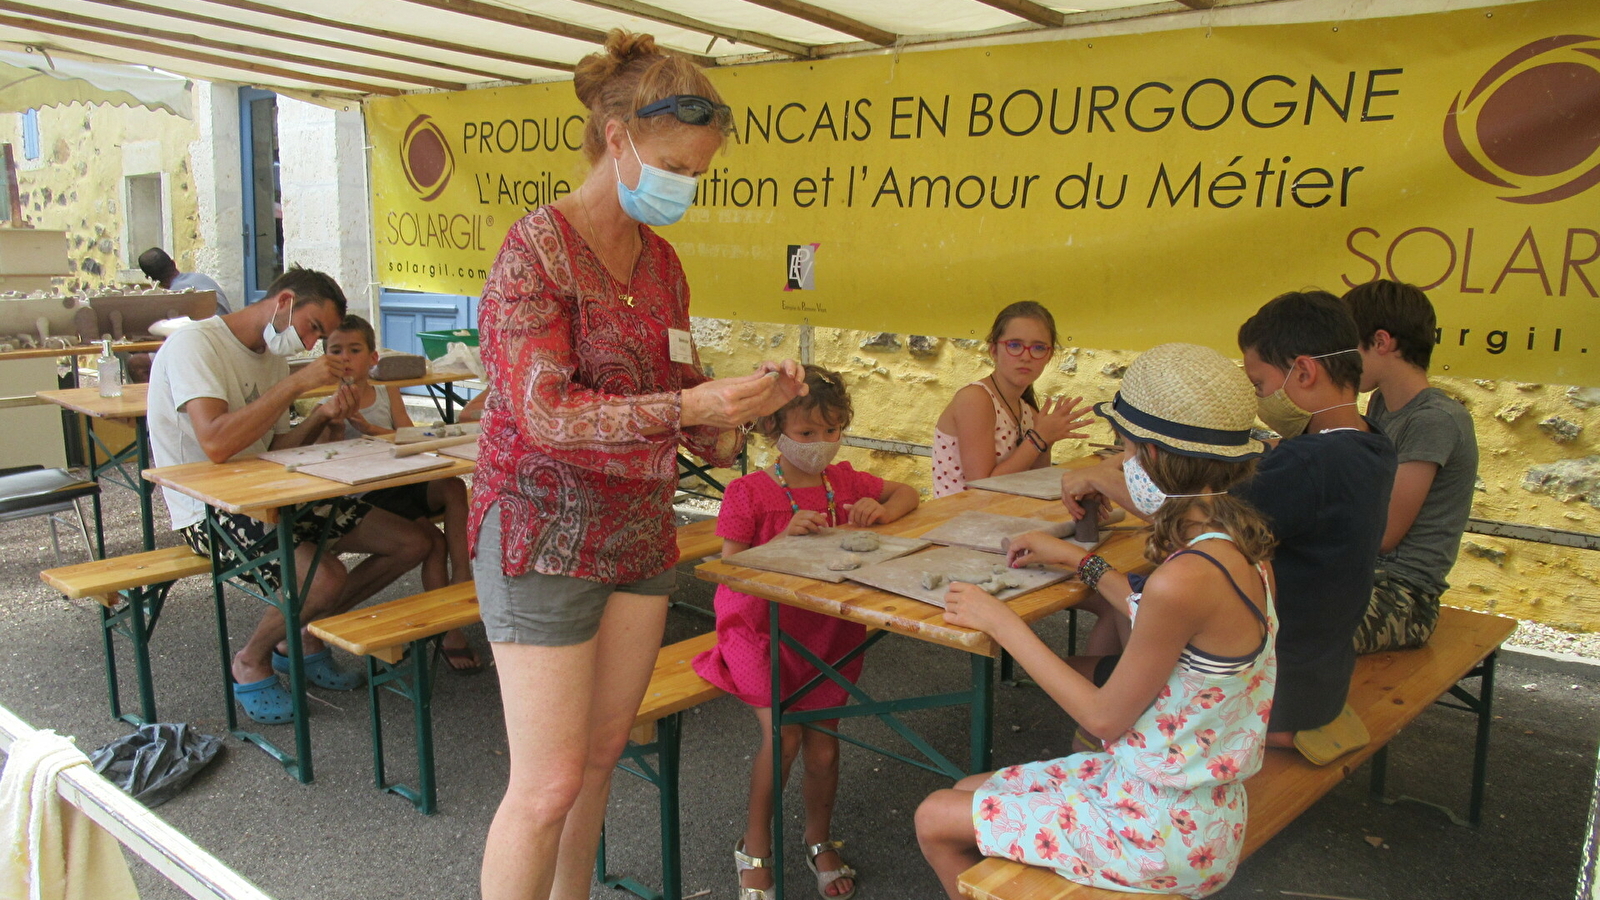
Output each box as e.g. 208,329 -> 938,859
0,730 -> 139,900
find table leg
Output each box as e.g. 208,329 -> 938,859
277,511 -> 314,783
135,420 -> 154,552
86,413 -> 106,559
769,598 -> 788,900
206,502 -> 336,784
208,508 -> 239,734
970,654 -> 994,774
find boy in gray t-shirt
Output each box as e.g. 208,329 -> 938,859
1343,280 -> 1479,652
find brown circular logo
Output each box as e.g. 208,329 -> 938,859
1444,35 -> 1600,204
401,115 -> 454,201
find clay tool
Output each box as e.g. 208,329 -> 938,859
391,434 -> 478,457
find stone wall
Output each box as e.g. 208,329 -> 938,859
691,320 -> 1599,630
277,97 -> 373,320
12,102 -> 200,291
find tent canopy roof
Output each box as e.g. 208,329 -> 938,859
0,0 -> 1255,104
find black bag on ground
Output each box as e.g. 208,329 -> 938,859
90,723 -> 222,808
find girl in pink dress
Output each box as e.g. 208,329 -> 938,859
694,365 -> 919,900
931,302 -> 1094,498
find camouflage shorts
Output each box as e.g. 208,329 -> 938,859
1352,570 -> 1441,654
180,495 -> 369,595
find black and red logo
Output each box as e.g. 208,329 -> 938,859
400,114 -> 454,201
1444,35 -> 1600,204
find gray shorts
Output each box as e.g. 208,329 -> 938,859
472,504 -> 677,647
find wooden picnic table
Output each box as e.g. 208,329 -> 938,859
142,449 -> 476,783
36,372 -> 475,553
37,384 -> 158,553
695,457 -> 1153,900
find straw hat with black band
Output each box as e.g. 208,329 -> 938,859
1093,343 -> 1265,461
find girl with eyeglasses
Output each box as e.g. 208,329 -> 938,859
931,302 -> 1094,497
471,30 -> 805,900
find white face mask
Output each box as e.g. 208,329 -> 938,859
262,305 -> 306,357
776,433 -> 841,475
1122,452 -> 1226,516
1123,454 -> 1169,516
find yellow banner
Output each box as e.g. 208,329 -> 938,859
367,0 -> 1600,383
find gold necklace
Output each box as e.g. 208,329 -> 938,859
577,187 -> 640,307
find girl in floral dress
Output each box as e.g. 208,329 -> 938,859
916,343 -> 1278,899
694,365 -> 919,900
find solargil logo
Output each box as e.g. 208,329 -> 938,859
1444,35 -> 1600,204
401,115 -> 455,202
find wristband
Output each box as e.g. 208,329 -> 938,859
1025,428 -> 1048,452
1077,553 -> 1112,590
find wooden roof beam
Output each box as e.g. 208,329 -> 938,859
974,0 -> 1065,28
0,1 -> 463,90
735,0 -> 897,46
569,0 -> 813,58
191,0 -> 573,72
395,0 -> 717,64
0,10 -> 386,95
394,0 -> 608,46
82,0 -> 520,83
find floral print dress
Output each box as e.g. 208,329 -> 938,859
972,538 -> 1277,898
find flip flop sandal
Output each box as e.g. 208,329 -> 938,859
804,838 -> 857,900
272,648 -> 364,691
233,675 -> 295,725
437,643 -> 485,676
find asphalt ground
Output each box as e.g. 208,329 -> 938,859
2,484 -> 1598,900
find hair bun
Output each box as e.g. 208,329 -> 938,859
574,29 -> 662,109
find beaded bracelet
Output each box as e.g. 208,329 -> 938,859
1024,428 -> 1048,452
1077,553 -> 1112,590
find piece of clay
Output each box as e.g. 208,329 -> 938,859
1075,505 -> 1100,544
826,558 -> 861,572
920,572 -> 945,591
285,463 -> 300,473
839,532 -> 881,553
324,450 -> 336,459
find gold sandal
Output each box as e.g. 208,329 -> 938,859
734,839 -> 772,900
804,838 -> 857,900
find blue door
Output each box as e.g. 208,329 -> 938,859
378,290 -> 477,396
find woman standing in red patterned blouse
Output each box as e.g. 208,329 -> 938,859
472,31 -> 806,900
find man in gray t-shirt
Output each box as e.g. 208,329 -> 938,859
1344,281 -> 1480,652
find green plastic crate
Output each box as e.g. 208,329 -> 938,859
415,328 -> 479,360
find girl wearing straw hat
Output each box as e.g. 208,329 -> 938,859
916,343 -> 1277,899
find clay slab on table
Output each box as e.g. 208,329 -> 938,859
846,545 -> 1070,609
292,452 -> 453,486
965,466 -> 1067,500
258,437 -> 392,466
440,441 -> 479,461
722,528 -> 931,584
919,510 -> 1109,555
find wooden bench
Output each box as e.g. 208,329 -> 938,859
599,630 -> 726,900
40,546 -> 213,727
958,605 -> 1517,900
309,581 -> 480,814
676,517 -> 722,565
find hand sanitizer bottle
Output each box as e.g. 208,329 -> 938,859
97,338 -> 122,398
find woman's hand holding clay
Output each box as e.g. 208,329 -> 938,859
681,360 -> 807,429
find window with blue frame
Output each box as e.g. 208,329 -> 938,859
21,109 -> 39,161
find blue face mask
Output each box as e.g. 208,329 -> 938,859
615,132 -> 699,226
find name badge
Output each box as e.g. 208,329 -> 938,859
668,328 -> 694,364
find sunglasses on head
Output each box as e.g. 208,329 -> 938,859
634,94 -> 732,129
